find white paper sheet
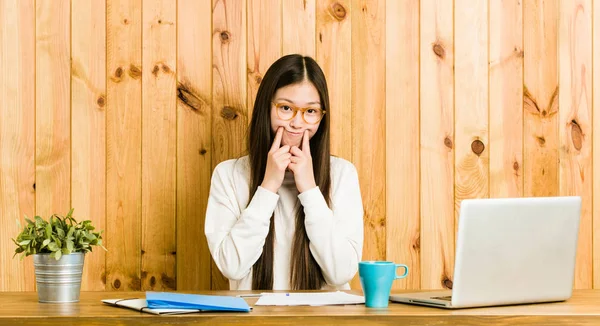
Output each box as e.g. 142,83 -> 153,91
102,298 -> 200,315
254,291 -> 365,306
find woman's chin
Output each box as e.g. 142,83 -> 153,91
281,138 -> 301,148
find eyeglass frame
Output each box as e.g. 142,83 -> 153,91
271,101 -> 327,125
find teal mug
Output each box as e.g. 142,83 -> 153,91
359,261 -> 409,308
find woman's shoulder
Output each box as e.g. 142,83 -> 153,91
213,156 -> 250,178
329,156 -> 358,176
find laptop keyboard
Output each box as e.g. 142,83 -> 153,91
431,296 -> 452,301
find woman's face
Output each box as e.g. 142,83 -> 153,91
270,80 -> 323,148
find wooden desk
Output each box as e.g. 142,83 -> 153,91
0,290 -> 599,325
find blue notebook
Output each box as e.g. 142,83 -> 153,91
146,292 -> 251,312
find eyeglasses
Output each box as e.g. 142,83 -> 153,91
272,102 -> 326,124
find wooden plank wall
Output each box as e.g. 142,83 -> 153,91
1,0 -> 599,291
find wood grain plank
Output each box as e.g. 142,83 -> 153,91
282,0 -> 316,57
593,0 -> 600,290
176,0 -> 212,291
420,0 -> 454,290
523,0 -> 559,198
35,0 -> 70,218
0,0 -> 35,292
316,0 -> 351,161
489,0 -> 523,198
558,0 -> 592,289
454,0 -> 489,225
71,0 -> 107,292
106,0 -> 142,291
247,0 -> 281,118
351,0 -> 385,289
141,0 -> 177,291
212,0 -> 247,290
385,0 -> 419,290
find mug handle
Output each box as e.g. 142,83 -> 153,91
395,264 -> 409,279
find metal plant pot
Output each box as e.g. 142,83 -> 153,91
33,253 -> 85,303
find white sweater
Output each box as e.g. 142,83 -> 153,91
204,155 -> 364,290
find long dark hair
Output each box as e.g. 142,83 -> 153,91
248,54 -> 331,290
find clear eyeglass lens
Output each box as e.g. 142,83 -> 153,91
277,104 -> 322,124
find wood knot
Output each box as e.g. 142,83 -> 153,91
319,32 -> 323,43
177,82 -> 206,113
513,161 -> 519,171
199,148 -> 207,155
113,279 -> 121,289
152,65 -> 160,76
32,183 -> 36,190
443,278 -> 453,289
221,106 -> 238,120
158,19 -> 162,24
150,276 -> 156,287
111,67 -> 124,83
220,31 -> 230,43
141,270 -> 148,278
471,139 -> 485,156
255,75 -> 262,84
97,95 -> 106,107
329,3 -> 347,21
514,47 -> 524,58
162,65 -> 171,73
412,235 -> 420,251
161,273 -> 176,289
123,18 -> 129,24
523,86 -> 541,115
536,136 -> 545,146
444,136 -> 453,149
141,249 -> 146,255
571,120 -> 583,150
433,43 -> 445,59
128,64 -> 141,79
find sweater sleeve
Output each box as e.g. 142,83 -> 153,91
297,161 -> 364,286
204,162 -> 280,281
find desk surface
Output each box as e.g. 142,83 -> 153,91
0,290 -> 599,325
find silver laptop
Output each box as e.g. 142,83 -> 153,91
390,196 -> 581,309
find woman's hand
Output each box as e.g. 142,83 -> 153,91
288,130 -> 317,193
261,127 -> 291,193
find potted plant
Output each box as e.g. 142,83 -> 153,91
12,208 -> 106,303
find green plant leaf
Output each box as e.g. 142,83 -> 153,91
34,216 -> 43,227
18,240 -> 31,246
50,250 -> 62,260
41,239 -> 51,249
47,242 -> 59,252
45,223 -> 52,238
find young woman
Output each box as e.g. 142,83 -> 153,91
205,54 -> 364,290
